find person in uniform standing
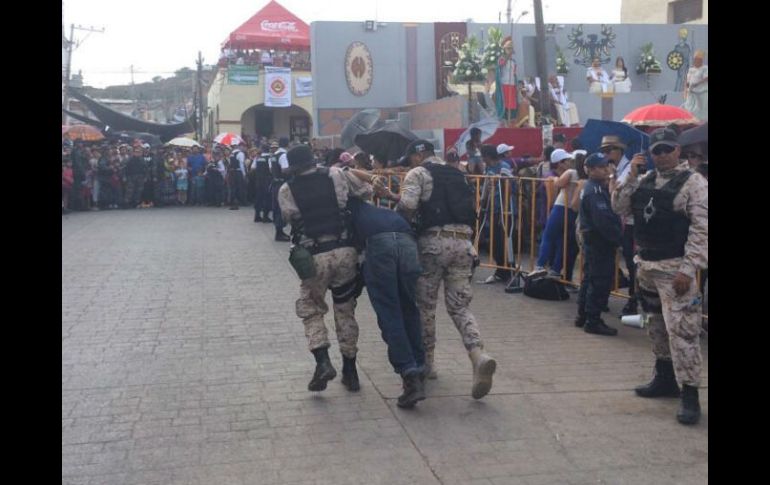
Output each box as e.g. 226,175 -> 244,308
612,128 -> 708,425
278,145 -> 373,393
253,143 -> 273,223
380,140 -> 497,400
271,138 -> 291,241
227,142 -> 247,210
575,153 -> 622,336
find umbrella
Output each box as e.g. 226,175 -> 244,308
106,131 -> 162,147
166,137 -> 202,148
64,124 -> 105,141
577,119 -> 650,157
214,133 -> 244,146
677,122 -> 708,147
341,109 -> 382,149
454,116 -> 500,157
621,104 -> 698,127
354,121 -> 418,164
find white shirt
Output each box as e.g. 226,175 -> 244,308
275,148 -> 289,170
554,169 -> 578,207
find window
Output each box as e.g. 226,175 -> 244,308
669,0 -> 703,24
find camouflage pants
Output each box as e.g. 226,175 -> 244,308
416,234 -> 482,352
637,265 -> 702,387
296,246 -> 360,358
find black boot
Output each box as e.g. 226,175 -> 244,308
620,297 -> 638,317
262,214 -> 272,223
254,213 -> 262,222
275,229 -> 290,242
635,359 -> 681,398
677,385 -> 701,425
341,356 -> 360,392
574,312 -> 586,327
584,316 -> 617,336
308,347 -> 337,391
397,371 -> 426,409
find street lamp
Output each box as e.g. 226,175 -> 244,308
515,11 -> 529,23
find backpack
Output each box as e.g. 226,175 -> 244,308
523,275 -> 569,301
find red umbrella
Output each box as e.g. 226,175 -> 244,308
621,104 -> 699,127
213,133 -> 244,146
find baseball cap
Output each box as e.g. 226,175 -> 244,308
550,148 -> 574,164
649,128 -> 679,150
496,143 -> 514,155
585,153 -> 610,168
404,139 -> 435,157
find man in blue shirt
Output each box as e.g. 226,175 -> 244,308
347,195 -> 426,409
186,146 -> 207,206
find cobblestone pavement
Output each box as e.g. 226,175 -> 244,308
62,208 -> 708,485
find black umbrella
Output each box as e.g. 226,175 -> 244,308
341,109 -> 382,149
677,122 -> 708,147
354,121 -> 418,164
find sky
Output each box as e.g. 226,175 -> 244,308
63,0 -> 622,88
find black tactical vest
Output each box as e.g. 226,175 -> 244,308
418,162 -> 477,233
631,170 -> 692,261
287,168 -> 344,240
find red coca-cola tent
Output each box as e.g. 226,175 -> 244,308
222,0 -> 310,51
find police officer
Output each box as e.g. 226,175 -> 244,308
271,138 -> 291,241
575,153 -> 622,336
278,144 -> 373,393
253,143 -> 273,223
612,127 -> 708,425
227,142 -> 247,210
382,139 -> 497,400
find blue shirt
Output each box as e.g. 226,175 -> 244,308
347,197 -> 413,243
186,154 -> 207,176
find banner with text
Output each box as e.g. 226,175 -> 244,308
295,76 -> 312,97
265,67 -> 292,107
227,65 -> 259,85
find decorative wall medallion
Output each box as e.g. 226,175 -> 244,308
345,41 -> 373,96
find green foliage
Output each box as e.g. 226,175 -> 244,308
453,35 -> 486,83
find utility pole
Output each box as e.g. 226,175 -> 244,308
533,0 -> 550,126
506,0 -> 512,24
62,23 -> 105,124
196,51 -> 204,141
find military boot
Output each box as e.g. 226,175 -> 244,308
620,297 -> 638,317
423,348 -> 437,380
397,370 -> 426,409
469,346 -> 497,399
677,385 -> 701,425
308,347 -> 337,391
584,316 -> 618,336
341,355 -> 360,392
635,359 -> 681,398
275,229 -> 290,242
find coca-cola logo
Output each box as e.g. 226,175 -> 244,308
261,20 -> 298,32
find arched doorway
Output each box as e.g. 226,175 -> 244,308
240,104 -> 312,140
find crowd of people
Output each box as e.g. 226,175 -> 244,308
217,47 -> 311,70
62,121 -> 708,423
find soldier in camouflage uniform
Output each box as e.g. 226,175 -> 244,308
386,139 -> 497,400
279,145 -> 373,392
612,127 -> 708,425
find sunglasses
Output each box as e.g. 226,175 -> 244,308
651,145 -> 676,156
600,146 -> 620,154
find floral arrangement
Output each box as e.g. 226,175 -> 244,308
453,35 -> 486,83
481,27 -> 505,68
636,42 -> 663,74
555,45 -> 569,74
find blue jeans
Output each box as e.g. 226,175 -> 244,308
363,232 -> 425,375
536,205 -> 578,279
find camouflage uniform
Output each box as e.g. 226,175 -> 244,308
613,162 -> 708,386
397,156 -> 483,354
279,167 -> 372,358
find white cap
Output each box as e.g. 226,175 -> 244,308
496,143 -> 514,155
550,148 -> 574,164
571,149 -> 588,156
